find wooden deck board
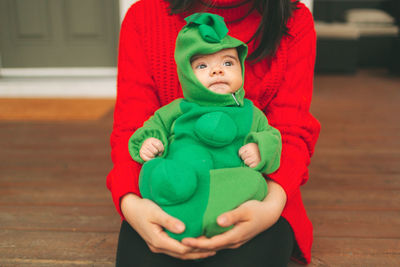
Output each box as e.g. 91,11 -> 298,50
0,98 -> 115,121
0,230 -> 117,264
310,209 -> 400,239
0,205 -> 119,233
0,69 -> 399,266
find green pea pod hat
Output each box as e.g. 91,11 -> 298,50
175,13 -> 248,107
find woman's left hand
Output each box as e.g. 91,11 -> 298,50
181,180 -> 287,251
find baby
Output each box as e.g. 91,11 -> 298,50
129,13 -> 282,241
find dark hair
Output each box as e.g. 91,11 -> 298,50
166,0 -> 298,62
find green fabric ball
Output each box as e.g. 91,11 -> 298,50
184,13 -> 228,43
194,112 -> 238,147
149,159 -> 198,206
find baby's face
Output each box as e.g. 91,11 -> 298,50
191,48 -> 243,95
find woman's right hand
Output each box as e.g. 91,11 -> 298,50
121,193 -> 216,260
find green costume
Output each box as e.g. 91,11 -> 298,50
129,13 -> 282,240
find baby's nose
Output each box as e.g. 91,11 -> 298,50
211,67 -> 224,76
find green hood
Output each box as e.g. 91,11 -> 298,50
175,13 -> 248,107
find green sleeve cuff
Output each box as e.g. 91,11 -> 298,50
128,99 -> 183,164
244,127 -> 282,174
128,128 -> 169,164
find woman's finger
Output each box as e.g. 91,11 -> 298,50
122,195 -> 217,260
217,205 -> 249,228
148,243 -> 216,260
147,229 -> 216,259
182,207 -> 251,250
151,208 -> 185,234
143,216 -> 200,256
225,239 -> 249,250
182,225 -> 242,251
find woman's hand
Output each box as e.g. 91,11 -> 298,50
121,193 -> 216,259
140,138 -> 164,162
181,180 -> 287,251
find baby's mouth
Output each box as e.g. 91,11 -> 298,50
208,81 -> 230,93
209,81 -> 228,87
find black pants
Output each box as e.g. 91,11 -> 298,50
116,217 -> 294,267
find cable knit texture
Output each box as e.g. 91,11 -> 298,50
107,0 -> 320,264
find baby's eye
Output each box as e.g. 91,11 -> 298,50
196,63 -> 207,69
223,61 -> 233,67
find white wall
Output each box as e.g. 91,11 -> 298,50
120,0 -> 139,22
301,0 -> 314,13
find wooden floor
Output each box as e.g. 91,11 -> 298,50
0,69 -> 399,266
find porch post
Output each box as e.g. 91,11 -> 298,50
119,0 -> 139,22
301,0 -> 314,13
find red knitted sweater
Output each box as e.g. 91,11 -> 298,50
107,0 -> 320,264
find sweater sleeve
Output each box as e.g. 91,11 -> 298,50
265,6 -> 321,198
106,7 -> 161,218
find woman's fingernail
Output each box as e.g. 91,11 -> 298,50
175,223 -> 184,232
218,216 -> 227,225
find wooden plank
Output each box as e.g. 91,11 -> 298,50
313,237 -> 400,254
305,173 -> 400,190
0,153 -> 112,169
0,168 -> 109,184
0,205 -> 120,232
309,254 -> 400,267
290,253 -> 400,267
0,98 -> 115,121
0,169 -> 109,184
309,237 -> 400,266
0,230 -> 117,264
302,188 -> 400,210
309,152 -> 400,175
0,126 -> 111,147
0,180 -> 111,205
0,258 -> 113,267
309,209 -> 400,239
0,159 -> 112,176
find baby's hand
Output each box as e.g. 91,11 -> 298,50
140,138 -> 164,162
239,143 -> 261,168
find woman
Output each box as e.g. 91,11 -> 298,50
107,0 -> 320,266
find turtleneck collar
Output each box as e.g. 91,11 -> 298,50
200,0 -> 252,7
189,0 -> 255,23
